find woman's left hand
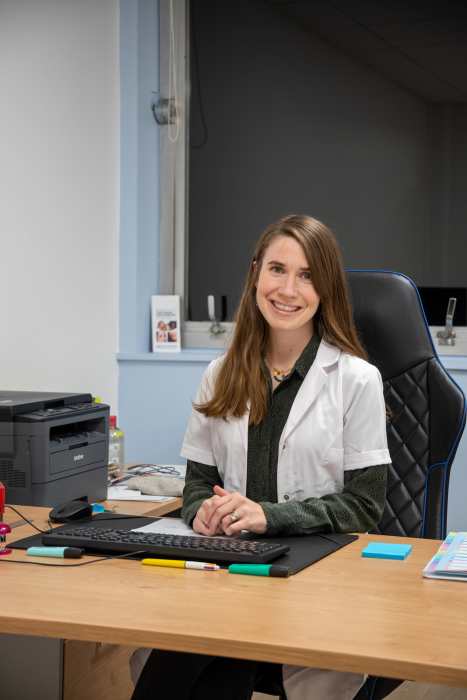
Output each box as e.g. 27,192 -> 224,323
210,485 -> 267,536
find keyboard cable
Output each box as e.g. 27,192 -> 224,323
0,549 -> 148,568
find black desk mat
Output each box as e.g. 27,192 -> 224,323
266,532 -> 358,574
10,513 -> 358,575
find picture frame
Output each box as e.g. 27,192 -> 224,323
151,295 -> 181,352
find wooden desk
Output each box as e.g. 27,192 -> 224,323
2,505 -> 467,692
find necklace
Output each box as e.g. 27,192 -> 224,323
271,366 -> 293,382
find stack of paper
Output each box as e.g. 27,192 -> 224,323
423,532 -> 467,581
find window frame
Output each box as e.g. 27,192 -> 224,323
158,0 -> 231,348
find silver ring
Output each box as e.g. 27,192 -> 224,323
230,511 -> 239,523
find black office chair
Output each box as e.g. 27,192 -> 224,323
255,270 -> 466,700
348,270 -> 466,700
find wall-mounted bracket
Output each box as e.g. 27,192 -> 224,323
151,93 -> 177,125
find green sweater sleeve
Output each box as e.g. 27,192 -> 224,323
181,459 -> 223,526
182,460 -> 388,535
260,464 -> 388,536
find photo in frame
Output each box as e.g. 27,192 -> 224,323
151,295 -> 181,352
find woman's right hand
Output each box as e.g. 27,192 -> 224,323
192,495 -> 227,536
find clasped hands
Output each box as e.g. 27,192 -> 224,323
193,485 -> 267,537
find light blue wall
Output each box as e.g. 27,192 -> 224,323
118,351 -> 219,463
118,0 -> 221,464
119,0 -> 160,356
117,1 -> 467,529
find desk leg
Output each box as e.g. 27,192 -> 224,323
63,641 -> 137,700
0,635 -> 137,700
0,634 -> 63,700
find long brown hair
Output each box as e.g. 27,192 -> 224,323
196,214 -> 367,425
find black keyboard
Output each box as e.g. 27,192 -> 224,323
42,526 -> 289,564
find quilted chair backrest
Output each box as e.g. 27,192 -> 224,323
347,270 -> 466,540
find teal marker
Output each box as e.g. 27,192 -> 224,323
27,546 -> 84,559
228,564 -> 289,577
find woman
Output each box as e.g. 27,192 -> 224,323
132,214 -> 390,700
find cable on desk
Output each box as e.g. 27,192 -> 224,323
5,504 -> 53,534
3,506 -> 164,565
0,549 -> 148,568
5,505 -> 154,534
318,533 -> 358,546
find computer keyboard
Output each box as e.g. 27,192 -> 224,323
42,526 -> 290,564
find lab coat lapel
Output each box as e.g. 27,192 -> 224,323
282,340 -> 341,443
223,408 -> 249,496
237,409 -> 249,457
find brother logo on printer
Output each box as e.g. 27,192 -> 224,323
74,454 -> 85,462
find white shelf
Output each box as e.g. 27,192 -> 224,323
117,349 -> 223,363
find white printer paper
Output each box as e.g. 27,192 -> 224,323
132,517 -> 206,536
107,485 -> 172,502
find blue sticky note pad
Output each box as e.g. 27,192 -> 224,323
91,503 -> 105,514
361,542 -> 412,560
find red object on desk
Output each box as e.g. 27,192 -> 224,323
0,481 -> 5,517
0,481 -> 12,555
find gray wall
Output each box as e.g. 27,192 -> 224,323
0,0 -> 119,408
448,106 -> 467,287
188,0 -> 465,320
429,103 -> 467,287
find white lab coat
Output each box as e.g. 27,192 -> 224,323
181,339 -> 390,700
181,339 -> 390,497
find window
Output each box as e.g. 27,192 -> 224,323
159,0 -> 467,347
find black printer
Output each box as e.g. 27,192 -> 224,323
0,391 -> 109,506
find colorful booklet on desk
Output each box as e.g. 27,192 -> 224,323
423,532 -> 467,581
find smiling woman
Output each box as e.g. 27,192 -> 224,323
131,215 -> 391,699
192,214 -> 368,425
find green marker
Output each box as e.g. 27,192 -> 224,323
228,564 -> 289,577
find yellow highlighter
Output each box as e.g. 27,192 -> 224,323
142,558 -> 220,571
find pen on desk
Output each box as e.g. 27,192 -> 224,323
142,558 -> 220,571
228,564 -> 289,577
